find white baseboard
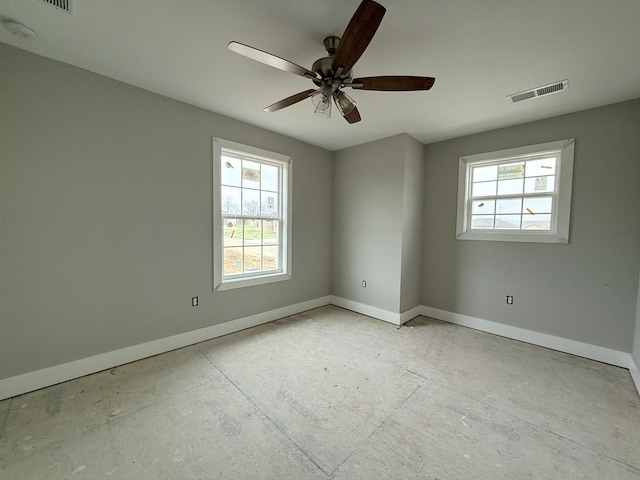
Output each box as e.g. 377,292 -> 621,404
329,296 -> 402,326
630,354 -> 640,397
421,306 -> 631,369
327,301 -> 633,371
400,305 -> 423,325
327,296 -> 422,327
0,296 -> 331,401
2,297 -> 638,401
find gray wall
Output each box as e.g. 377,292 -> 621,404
399,136 -> 424,313
634,267 -> 640,365
0,44 -> 333,380
332,134 -> 423,314
422,99 -> 640,352
332,135 -> 404,312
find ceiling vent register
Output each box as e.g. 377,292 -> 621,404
39,0 -> 71,13
508,79 -> 568,103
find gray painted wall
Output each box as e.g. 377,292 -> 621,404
422,99 -> 640,352
332,134 -> 423,314
0,44 -> 333,380
634,267 -> 640,365
399,136 -> 424,313
332,135 -> 405,312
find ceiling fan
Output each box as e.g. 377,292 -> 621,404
227,0 -> 435,124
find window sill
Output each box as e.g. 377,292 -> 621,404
457,230 -> 568,244
214,271 -> 291,291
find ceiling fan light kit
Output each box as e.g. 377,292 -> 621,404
333,91 -> 357,117
312,88 -> 332,118
227,0 -> 435,124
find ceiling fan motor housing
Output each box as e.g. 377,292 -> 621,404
312,36 -> 352,88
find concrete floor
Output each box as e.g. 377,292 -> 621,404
1,306 -> 639,479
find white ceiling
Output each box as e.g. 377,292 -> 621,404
1,0 -> 640,151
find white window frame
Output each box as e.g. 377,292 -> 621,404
213,138 -> 292,291
456,138 -> 575,243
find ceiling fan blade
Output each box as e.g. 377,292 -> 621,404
343,105 -> 362,124
228,41 -> 320,81
331,0 -> 386,75
264,89 -> 316,112
348,76 -> 436,91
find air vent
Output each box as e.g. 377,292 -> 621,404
510,91 -> 536,103
38,0 -> 72,13
508,80 -> 568,103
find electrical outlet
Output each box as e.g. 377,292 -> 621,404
506,295 -> 513,305
362,280 -> 367,288
192,296 -> 198,307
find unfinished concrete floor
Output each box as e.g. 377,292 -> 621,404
1,306 -> 639,479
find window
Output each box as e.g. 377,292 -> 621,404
213,138 -> 292,290
456,139 -> 575,243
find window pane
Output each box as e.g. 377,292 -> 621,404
242,188 -> 260,215
523,197 -> 553,215
496,198 -> 522,214
243,219 -> 262,245
526,157 -> 556,177
524,175 -> 555,193
498,163 -> 524,180
472,165 -> 497,182
471,215 -> 495,229
261,164 -> 279,191
496,215 -> 521,229
471,199 -> 495,215
221,155 -> 241,186
472,181 -> 496,197
263,245 -> 279,271
242,160 -> 261,189
244,246 -> 262,272
216,140 -> 290,288
224,247 -> 243,275
522,214 -> 551,230
457,138 -> 573,243
263,220 -> 279,245
221,186 -> 241,214
261,191 -> 278,217
497,178 -> 524,195
223,219 -> 243,247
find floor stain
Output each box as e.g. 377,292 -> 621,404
447,405 -> 521,441
44,386 -> 63,417
0,398 -> 12,439
220,414 -> 241,437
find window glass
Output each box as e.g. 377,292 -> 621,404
457,139 -> 574,243
214,138 -> 291,290
472,181 -> 497,197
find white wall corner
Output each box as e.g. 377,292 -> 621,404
0,296 -> 332,401
420,305 -> 632,369
633,268 -> 640,398
400,305 -> 423,325
630,354 -> 640,398
330,296 -> 402,326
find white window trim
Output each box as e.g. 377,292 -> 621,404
456,138 -> 575,244
213,138 -> 292,291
